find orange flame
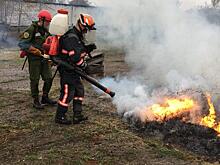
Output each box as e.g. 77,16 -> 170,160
200,94 -> 220,135
145,94 -> 220,135
149,98 -> 195,120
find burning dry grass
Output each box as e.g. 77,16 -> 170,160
127,90 -> 220,161
200,94 -> 220,135
140,92 -> 220,135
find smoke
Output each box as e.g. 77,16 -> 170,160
94,0 -> 220,121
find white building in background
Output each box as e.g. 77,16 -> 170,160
179,0 -> 212,10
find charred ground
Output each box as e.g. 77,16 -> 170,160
0,49 -> 219,164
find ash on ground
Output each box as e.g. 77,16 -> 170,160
129,119 -> 220,162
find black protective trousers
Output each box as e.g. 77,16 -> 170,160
57,72 -> 84,114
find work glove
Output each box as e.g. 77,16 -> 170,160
80,61 -> 88,71
28,46 -> 42,56
76,57 -> 88,71
47,59 -> 54,66
85,44 -> 97,54
42,54 -> 50,59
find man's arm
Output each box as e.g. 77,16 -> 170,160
18,25 -> 42,56
62,36 -> 87,68
18,25 -> 35,50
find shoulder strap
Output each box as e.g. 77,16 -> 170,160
66,33 -> 78,39
31,24 -> 37,42
62,32 -> 79,41
59,31 -> 78,49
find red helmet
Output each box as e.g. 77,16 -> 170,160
38,10 -> 52,22
79,13 -> 96,30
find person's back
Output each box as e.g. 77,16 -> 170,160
57,26 -> 86,75
55,13 -> 97,125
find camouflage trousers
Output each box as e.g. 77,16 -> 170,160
28,58 -> 53,98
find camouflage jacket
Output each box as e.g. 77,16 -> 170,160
18,21 -> 50,60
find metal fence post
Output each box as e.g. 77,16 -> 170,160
4,0 -> 7,24
70,5 -> 73,26
0,0 -> 3,23
39,0 -> 42,10
18,0 -> 22,32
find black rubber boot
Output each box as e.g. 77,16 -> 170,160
33,97 -> 44,109
41,94 -> 57,105
55,112 -> 72,125
73,113 -> 88,124
73,100 -> 88,124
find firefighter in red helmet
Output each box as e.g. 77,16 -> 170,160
38,10 -> 52,22
54,13 -> 97,124
18,10 -> 56,109
37,10 -> 52,30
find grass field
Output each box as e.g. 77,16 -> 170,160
0,49 -> 218,164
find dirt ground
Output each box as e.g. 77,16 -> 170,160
0,48 -> 219,165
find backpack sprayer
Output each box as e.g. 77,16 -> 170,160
43,9 -> 115,98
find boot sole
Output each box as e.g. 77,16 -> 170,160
41,102 -> 57,106
33,105 -> 44,109
55,120 -> 72,125
33,106 -> 44,109
73,118 -> 88,124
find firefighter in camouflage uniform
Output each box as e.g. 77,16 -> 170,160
18,10 -> 56,109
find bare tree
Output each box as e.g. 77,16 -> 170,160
212,0 -> 220,7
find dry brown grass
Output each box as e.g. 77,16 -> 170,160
0,49 -> 218,164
